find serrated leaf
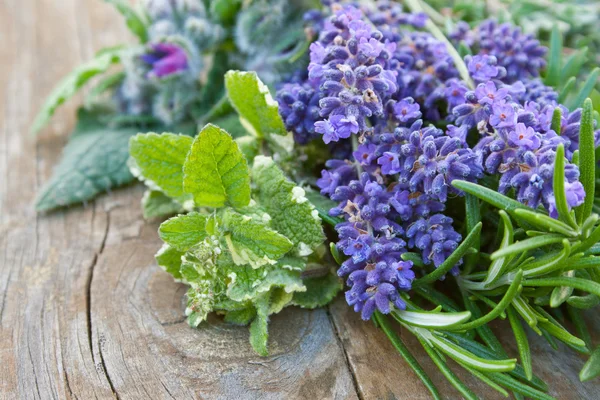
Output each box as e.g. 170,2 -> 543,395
105,0 -> 148,42
224,70 -> 286,138
249,293 -> 270,356
159,212 -> 209,251
183,124 -> 250,208
252,156 -> 325,255
224,307 -> 256,325
141,190 -> 184,219
36,109 -> 138,211
32,49 -> 121,134
220,209 -> 293,268
129,132 -> 193,200
292,271 -> 343,309
155,244 -> 184,280
227,265 -> 305,302
269,288 -> 294,314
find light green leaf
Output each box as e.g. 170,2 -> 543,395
105,0 -> 148,42
220,209 -> 293,268
580,346 -> 600,382
226,265 -> 305,302
141,190 -> 184,219
553,144 -> 578,229
36,109 -> 138,211
129,132 -> 193,200
224,70 -> 287,138
32,49 -> 121,134
292,271 -> 342,309
392,309 -> 472,329
252,156 -> 325,255
155,244 -> 184,280
452,180 -> 531,215
183,124 -> 250,208
544,25 -> 561,87
576,98 -> 596,224
269,288 -> 294,314
235,135 -> 260,161
159,212 -> 209,251
249,293 -> 270,356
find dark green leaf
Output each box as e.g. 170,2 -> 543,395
36,109 -> 138,211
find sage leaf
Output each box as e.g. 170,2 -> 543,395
36,109 -> 138,211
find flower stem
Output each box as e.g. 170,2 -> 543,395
373,311 -> 442,400
404,0 -> 474,89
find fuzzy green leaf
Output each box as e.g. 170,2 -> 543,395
129,132 -> 193,200
292,271 -> 342,309
227,265 -> 305,302
32,49 -> 121,134
141,190 -> 184,219
252,156 -> 325,255
155,244 -> 184,280
36,109 -> 138,211
224,70 -> 287,137
159,212 -> 209,251
183,124 -> 250,208
575,98 -> 596,224
220,210 -> 293,268
224,307 -> 256,326
249,294 -> 270,356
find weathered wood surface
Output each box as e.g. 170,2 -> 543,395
0,1 -> 599,399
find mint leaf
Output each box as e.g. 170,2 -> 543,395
292,271 -> 342,309
252,156 -> 325,255
32,49 -> 121,134
141,190 -> 184,219
224,307 -> 256,325
155,244 -> 184,280
36,109 -> 138,211
269,288 -> 294,315
159,212 -> 209,251
249,293 -> 270,356
183,124 -> 250,208
226,265 -> 305,302
224,70 -> 286,137
129,132 -> 193,200
220,209 -> 293,268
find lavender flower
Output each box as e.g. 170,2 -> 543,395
452,19 -> 547,83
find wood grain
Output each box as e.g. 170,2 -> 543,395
1,1 -> 600,399
0,1 -> 356,399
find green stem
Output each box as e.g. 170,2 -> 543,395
404,0 -> 474,89
373,312 -> 442,400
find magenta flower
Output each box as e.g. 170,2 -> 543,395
141,43 -> 188,78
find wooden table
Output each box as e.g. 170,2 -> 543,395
1,1 -> 599,399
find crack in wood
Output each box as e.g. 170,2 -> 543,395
326,306 -> 363,400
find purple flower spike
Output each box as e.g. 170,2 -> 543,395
141,43 -> 188,78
